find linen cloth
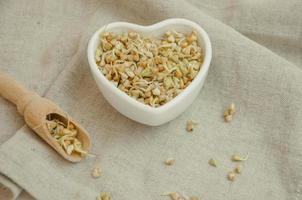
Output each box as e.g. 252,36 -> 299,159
0,0 -> 301,199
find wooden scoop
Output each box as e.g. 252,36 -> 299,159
0,72 -> 91,162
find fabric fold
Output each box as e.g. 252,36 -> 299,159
0,174 -> 22,200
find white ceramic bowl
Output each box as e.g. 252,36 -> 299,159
87,18 -> 212,126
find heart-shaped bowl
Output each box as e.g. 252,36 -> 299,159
87,18 -> 212,126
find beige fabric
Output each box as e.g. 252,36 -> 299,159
0,174 -> 21,200
0,0 -> 301,199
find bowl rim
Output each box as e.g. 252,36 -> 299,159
87,18 -> 212,114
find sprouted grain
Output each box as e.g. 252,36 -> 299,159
96,192 -> 111,200
91,167 -> 102,178
46,118 -> 86,156
227,171 -> 236,181
208,158 -> 218,167
224,103 -> 235,122
162,192 -> 182,200
234,164 -> 242,174
164,158 -> 176,166
231,153 -> 249,162
95,31 -> 203,107
186,120 -> 198,132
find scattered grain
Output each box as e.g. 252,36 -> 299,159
96,192 -> 111,200
208,158 -> 218,167
223,103 -> 236,122
186,120 -> 198,132
224,114 -> 232,122
163,192 -> 181,200
234,165 -> 242,174
227,171 -> 236,181
231,153 -> 249,162
164,158 -> 176,166
91,167 -> 102,178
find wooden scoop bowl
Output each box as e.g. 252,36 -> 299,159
0,72 -> 91,162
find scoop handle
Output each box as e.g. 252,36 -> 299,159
0,72 -> 33,106
0,72 -> 38,115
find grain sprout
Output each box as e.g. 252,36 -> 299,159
231,153 -> 249,162
95,30 -> 203,107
